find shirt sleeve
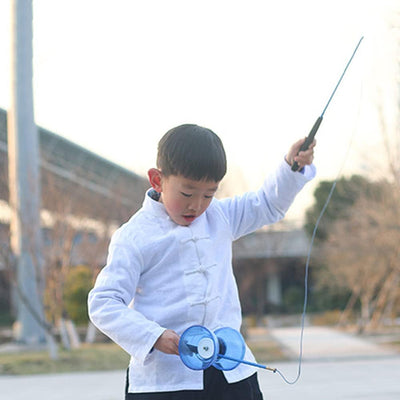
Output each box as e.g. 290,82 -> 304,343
218,159 -> 316,240
87,236 -> 166,365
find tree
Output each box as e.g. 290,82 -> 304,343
304,175 -> 383,241
1,131 -> 148,351
315,180 -> 400,331
39,165 -> 138,347
64,265 -> 93,325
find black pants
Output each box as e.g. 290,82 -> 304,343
125,367 -> 264,400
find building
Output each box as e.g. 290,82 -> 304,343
233,229 -> 310,319
0,107 -> 310,321
0,107 -> 149,316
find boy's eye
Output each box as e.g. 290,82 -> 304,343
181,192 -> 192,198
204,195 -> 213,199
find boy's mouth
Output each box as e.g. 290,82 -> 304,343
183,215 -> 196,223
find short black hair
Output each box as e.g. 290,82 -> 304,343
157,124 -> 227,181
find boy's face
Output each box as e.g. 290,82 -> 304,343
148,169 -> 219,226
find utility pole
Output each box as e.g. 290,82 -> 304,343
8,0 -> 46,345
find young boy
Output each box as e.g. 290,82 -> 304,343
88,124 -> 316,399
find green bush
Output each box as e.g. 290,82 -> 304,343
63,265 -> 93,325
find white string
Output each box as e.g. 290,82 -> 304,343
275,181 -> 336,384
274,79 -> 363,385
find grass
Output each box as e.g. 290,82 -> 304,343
248,341 -> 289,363
0,333 -> 287,375
246,327 -> 290,363
0,343 -> 130,375
2,323 -> 398,376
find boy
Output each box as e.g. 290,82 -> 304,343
88,124 -> 316,399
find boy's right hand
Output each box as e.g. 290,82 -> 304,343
154,329 -> 180,355
285,137 -> 316,170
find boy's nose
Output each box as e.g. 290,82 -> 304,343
189,197 -> 203,212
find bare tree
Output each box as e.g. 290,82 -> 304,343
312,9 -> 400,333
318,182 -> 400,332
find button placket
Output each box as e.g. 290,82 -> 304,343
189,295 -> 220,308
180,235 -> 210,245
184,263 -> 216,276
189,295 -> 221,326
181,226 -> 219,325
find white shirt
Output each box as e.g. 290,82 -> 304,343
88,160 -> 316,393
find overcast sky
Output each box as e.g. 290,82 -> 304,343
0,0 -> 398,223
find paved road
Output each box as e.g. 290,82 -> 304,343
268,326 -> 396,361
261,326 -> 400,399
1,327 -> 399,399
259,358 -> 400,399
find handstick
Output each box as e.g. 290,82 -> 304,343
291,36 -> 364,172
218,354 -> 277,372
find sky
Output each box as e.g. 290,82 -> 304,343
0,0 -> 398,224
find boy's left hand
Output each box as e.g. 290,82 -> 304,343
285,138 -> 316,170
154,329 -> 180,355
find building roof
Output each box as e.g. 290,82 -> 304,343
0,108 -> 149,217
233,229 -> 310,259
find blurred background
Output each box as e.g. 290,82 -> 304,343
0,1 -> 399,398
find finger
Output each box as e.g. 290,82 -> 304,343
295,156 -> 313,167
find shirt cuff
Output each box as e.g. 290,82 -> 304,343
138,326 -> 167,365
282,156 -> 316,181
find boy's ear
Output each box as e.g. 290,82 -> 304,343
148,168 -> 163,192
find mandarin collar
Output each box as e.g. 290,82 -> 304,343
142,188 -> 170,222
141,188 -> 211,234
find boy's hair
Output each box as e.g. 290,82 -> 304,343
157,124 -> 227,181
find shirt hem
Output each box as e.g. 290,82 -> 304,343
128,383 -> 204,393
